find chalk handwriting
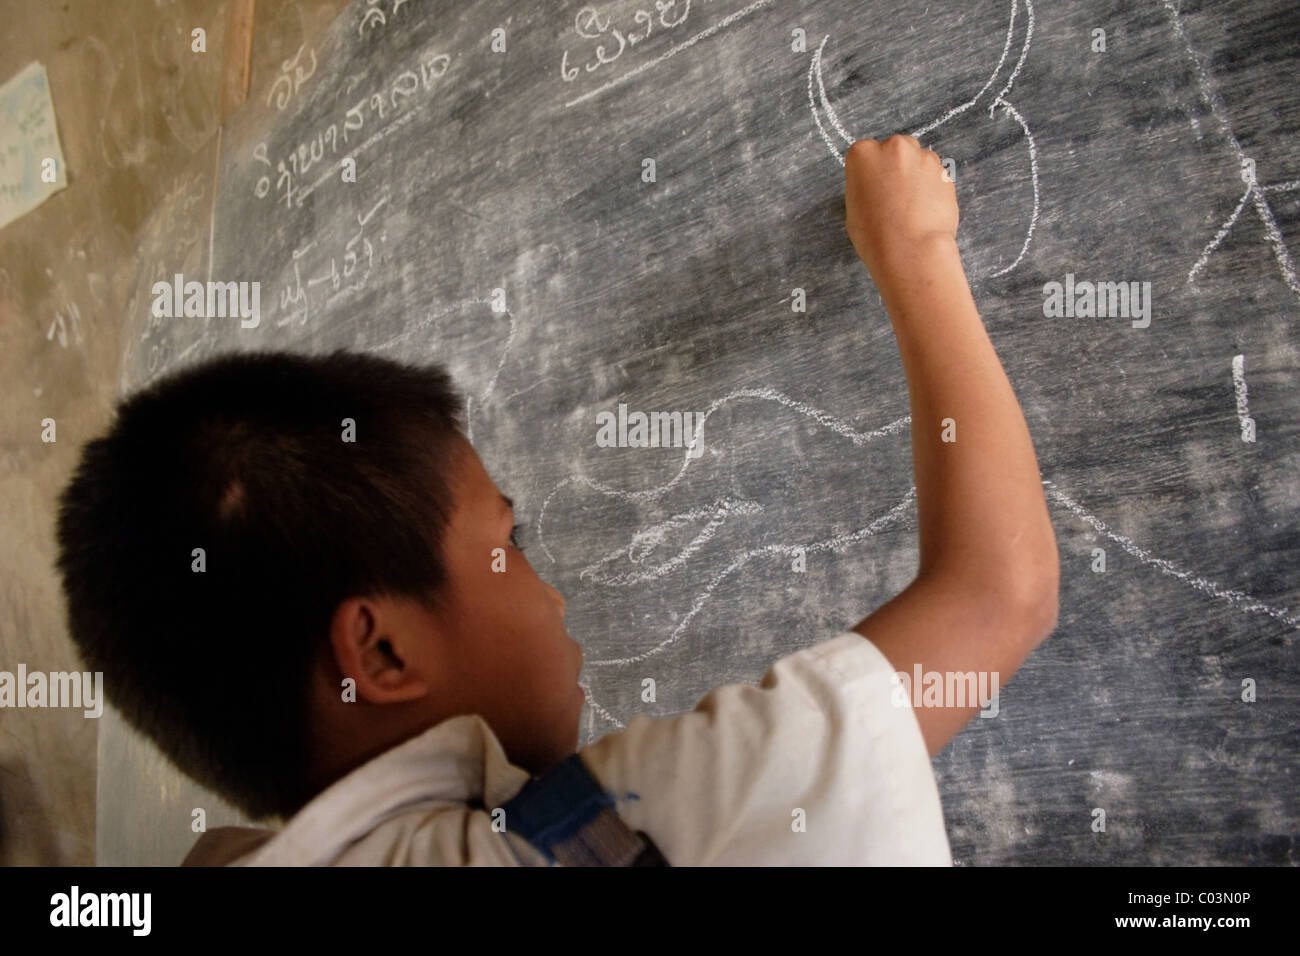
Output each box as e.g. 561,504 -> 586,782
267,44 -> 318,111
360,0 -> 415,38
251,50 -> 450,208
277,241 -> 314,326
277,194 -> 389,326
46,299 -> 83,349
561,1 -> 695,82
303,195 -> 388,301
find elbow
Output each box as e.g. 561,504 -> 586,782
1025,575 -> 1059,643
954,539 -> 1059,647
1001,549 -> 1060,644
1000,516 -> 1061,642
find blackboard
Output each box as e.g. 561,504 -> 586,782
103,0 -> 1299,865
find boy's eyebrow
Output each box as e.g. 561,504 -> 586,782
499,493 -> 514,516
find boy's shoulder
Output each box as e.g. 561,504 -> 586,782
579,632 -> 951,865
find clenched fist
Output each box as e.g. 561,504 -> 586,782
844,135 -> 959,284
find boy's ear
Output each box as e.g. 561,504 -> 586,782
327,596 -> 432,705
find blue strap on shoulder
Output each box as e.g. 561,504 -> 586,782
500,753 -> 668,867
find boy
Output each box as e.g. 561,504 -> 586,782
56,135 -> 1058,866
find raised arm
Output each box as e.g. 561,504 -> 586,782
844,135 -> 1059,757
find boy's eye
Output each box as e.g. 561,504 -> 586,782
510,523 -> 525,552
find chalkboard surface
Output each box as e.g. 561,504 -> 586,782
103,0 -> 1299,865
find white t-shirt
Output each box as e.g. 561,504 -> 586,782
183,632 -> 951,866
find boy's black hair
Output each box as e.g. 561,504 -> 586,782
55,349 -> 466,820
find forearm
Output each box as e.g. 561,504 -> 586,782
877,236 -> 1057,606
